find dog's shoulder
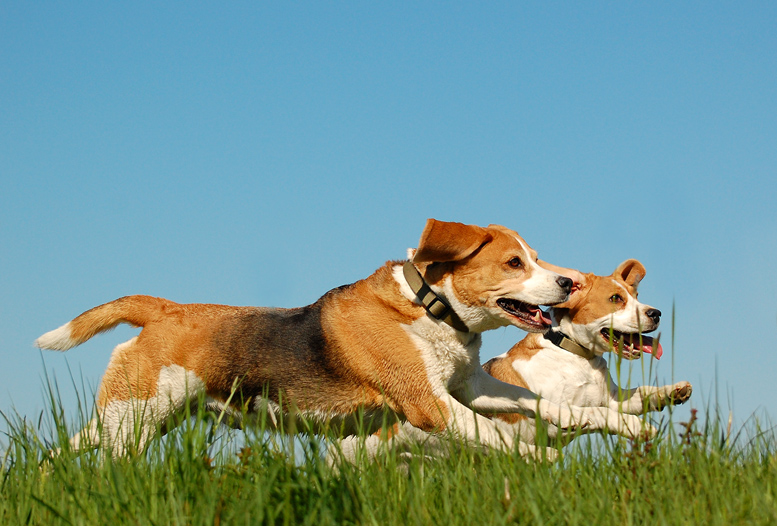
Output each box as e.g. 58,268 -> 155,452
483,345 -> 532,390
323,260 -> 424,322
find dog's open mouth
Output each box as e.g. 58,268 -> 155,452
600,329 -> 663,359
497,298 -> 552,330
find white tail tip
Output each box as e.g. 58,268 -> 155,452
35,322 -> 76,351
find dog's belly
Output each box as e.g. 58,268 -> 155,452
205,397 -> 391,435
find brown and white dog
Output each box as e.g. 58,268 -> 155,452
481,258 -> 692,443
36,219 -> 613,457
336,259 -> 692,462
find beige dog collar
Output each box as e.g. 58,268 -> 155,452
543,330 -> 595,360
403,261 -> 470,333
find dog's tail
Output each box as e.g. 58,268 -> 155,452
35,295 -> 169,351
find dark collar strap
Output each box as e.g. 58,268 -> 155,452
543,330 -> 595,360
403,261 -> 470,333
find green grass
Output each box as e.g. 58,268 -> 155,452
3,394 -> 777,526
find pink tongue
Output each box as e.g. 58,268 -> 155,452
640,337 -> 663,360
529,307 -> 552,326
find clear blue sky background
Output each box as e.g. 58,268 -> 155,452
2,3 -> 776,438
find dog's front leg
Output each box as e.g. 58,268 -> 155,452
435,394 -> 561,460
331,418 -> 556,465
590,407 -> 657,439
453,368 -> 593,431
608,379 -> 693,413
330,423 -> 425,466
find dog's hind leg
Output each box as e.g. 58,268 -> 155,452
92,333 -> 209,456
98,399 -> 154,457
95,364 -> 208,457
43,418 -> 100,464
68,418 -> 100,453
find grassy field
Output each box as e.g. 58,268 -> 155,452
2,393 -> 777,526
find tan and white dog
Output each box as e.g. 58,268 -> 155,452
36,219 -> 613,457
336,259 -> 692,462
481,258 -> 692,444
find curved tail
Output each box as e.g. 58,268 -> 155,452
35,295 -> 170,351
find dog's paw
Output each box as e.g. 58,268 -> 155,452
551,407 -> 589,431
670,382 -> 692,405
517,441 -> 559,462
649,381 -> 693,410
606,412 -> 656,440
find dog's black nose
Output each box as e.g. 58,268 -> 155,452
646,309 -> 661,324
556,276 -> 573,294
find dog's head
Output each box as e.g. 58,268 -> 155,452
409,219 -> 572,333
541,259 -> 663,359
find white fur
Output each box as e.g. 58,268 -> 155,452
504,331 -> 692,443
35,322 -> 76,351
513,237 -> 569,306
518,344 -> 612,407
440,277 -> 503,332
514,267 -> 568,306
102,364 -> 205,456
403,319 -> 480,396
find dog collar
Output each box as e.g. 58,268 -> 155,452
543,330 -> 595,360
402,261 -> 470,333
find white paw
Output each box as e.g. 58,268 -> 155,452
552,408 -> 579,430
549,405 -> 593,431
654,381 -> 693,410
671,381 -> 693,404
517,441 -> 559,462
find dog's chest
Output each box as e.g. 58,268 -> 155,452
402,319 -> 481,395
515,350 -> 610,406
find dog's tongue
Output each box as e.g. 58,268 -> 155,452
639,335 -> 663,360
530,307 -> 553,326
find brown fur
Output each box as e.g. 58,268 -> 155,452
481,335 -> 544,425
61,262 -> 453,434
321,265 -> 451,429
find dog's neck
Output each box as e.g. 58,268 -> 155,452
402,261 -> 470,333
543,329 -> 596,360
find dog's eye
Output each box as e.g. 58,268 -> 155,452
507,257 -> 523,269
609,294 -> 623,303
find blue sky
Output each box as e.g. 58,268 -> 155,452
2,3 -> 776,436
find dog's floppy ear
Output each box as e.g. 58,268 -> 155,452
614,259 -> 646,289
538,260 -> 588,309
412,219 -> 493,264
